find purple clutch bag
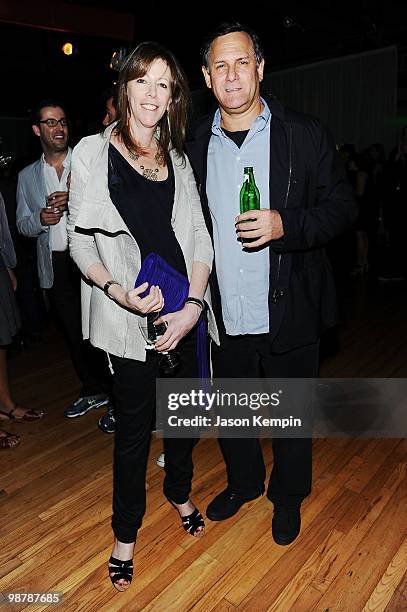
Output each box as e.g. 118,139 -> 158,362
135,253 -> 209,380
135,252 -> 189,315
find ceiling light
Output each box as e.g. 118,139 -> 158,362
62,42 -> 73,56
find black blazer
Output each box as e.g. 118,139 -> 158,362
186,94 -> 357,352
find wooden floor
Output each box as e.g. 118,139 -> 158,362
1,276 -> 407,611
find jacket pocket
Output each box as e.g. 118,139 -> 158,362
272,258 -> 338,351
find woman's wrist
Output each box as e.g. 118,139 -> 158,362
104,280 -> 125,303
183,302 -> 202,319
185,296 -> 205,310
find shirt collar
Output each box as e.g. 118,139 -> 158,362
258,98 -> 271,123
42,147 -> 72,168
211,98 -> 271,136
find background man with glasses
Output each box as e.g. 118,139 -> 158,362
16,100 -> 110,418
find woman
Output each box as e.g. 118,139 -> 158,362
68,42 -> 218,591
351,147 -> 383,276
0,192 -> 44,447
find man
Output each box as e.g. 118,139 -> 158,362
186,23 -> 356,545
102,87 -> 118,127
379,125 -> 407,281
16,100 -> 109,417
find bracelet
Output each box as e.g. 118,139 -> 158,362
103,279 -> 121,299
184,297 -> 205,311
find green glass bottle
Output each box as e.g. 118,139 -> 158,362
240,167 -> 260,214
239,167 -> 260,243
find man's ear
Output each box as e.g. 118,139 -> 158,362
257,58 -> 265,83
202,66 -> 212,89
32,124 -> 41,138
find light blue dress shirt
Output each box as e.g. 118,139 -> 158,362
206,100 -> 271,335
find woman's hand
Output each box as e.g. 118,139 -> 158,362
154,303 -> 202,352
111,282 -> 164,315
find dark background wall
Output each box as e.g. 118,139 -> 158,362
0,0 -> 407,160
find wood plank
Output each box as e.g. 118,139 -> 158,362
0,516 -> 112,593
265,529 -> 344,611
38,467 -> 112,521
2,440 -> 112,517
2,425 -> 113,495
384,569 -> 407,611
362,537 -> 407,611
191,532 -> 285,612
233,488 -> 356,610
313,476 -> 406,610
345,438 -> 398,493
290,584 -> 328,611
142,552 -> 223,611
225,447 -> 375,607
308,462 -> 406,601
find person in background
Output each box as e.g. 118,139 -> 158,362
187,22 -> 356,545
350,152 -> 370,276
16,100 -> 110,418
0,191 -> 43,448
380,127 -> 407,281
0,156 -> 44,347
350,144 -> 384,277
102,87 -> 118,127
98,87 -> 119,434
68,41 -> 217,592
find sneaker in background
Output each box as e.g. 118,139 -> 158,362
98,406 -> 116,434
156,452 -> 165,468
64,394 -> 109,418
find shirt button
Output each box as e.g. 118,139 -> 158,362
239,269 -> 244,273
237,184 -> 240,189
236,156 -> 240,161
240,295 -> 245,299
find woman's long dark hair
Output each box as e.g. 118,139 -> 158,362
115,41 -> 190,161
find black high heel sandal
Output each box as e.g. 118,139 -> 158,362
168,500 -> 205,537
108,556 -> 134,592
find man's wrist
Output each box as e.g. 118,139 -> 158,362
39,210 -> 48,226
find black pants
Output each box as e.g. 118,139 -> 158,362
47,251 -> 109,397
212,334 -> 319,507
110,332 -> 198,543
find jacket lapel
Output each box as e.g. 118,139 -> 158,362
169,150 -> 185,223
269,114 -> 290,211
76,127 -> 133,237
33,160 -> 46,208
186,121 -> 213,238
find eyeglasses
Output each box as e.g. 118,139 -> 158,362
39,118 -> 68,127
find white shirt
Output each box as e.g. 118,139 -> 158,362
42,149 -> 71,251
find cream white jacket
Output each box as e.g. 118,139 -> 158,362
67,123 -> 219,360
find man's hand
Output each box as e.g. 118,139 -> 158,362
40,191 -> 69,226
235,208 -> 284,248
7,268 -> 17,292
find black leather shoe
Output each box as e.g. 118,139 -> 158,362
271,504 -> 301,545
206,488 -> 264,521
